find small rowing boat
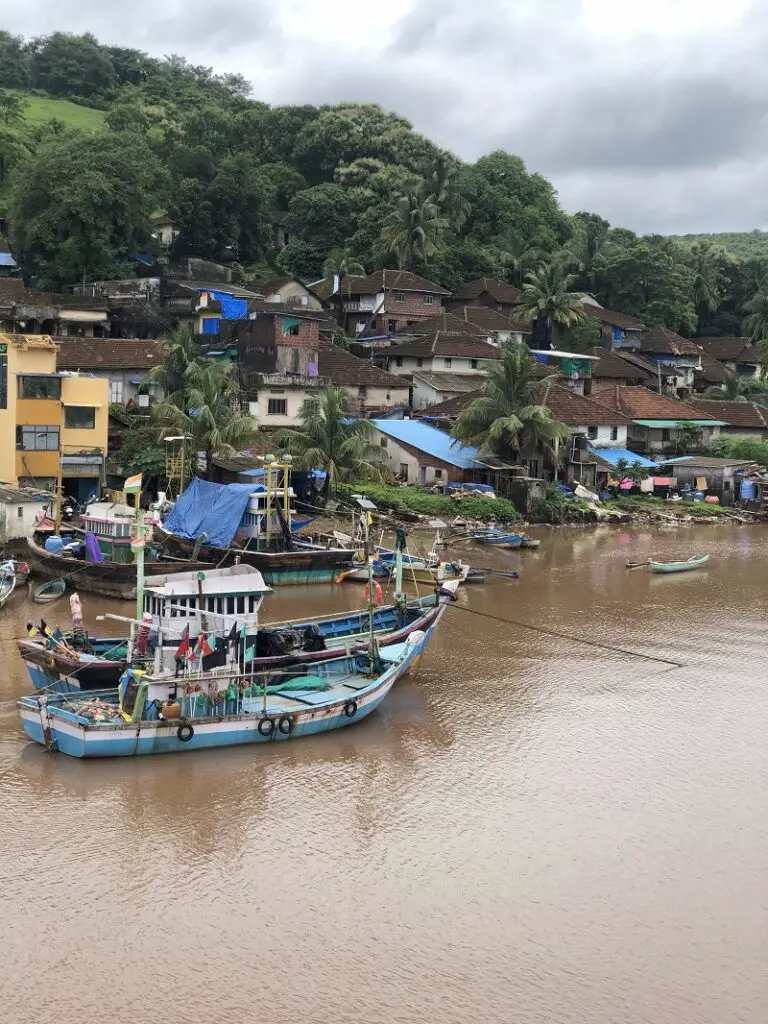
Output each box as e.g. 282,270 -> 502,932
33,578 -> 67,604
0,572 -> 16,608
520,536 -> 541,550
649,554 -> 709,574
471,529 -> 523,548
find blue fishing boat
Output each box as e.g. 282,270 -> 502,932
471,529 -> 523,549
18,565 -> 451,693
18,624 -> 447,759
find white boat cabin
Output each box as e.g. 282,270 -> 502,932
236,488 -> 299,542
143,565 -> 271,640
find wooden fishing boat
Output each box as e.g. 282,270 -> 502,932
18,565 -> 456,693
26,529 -> 213,600
18,612 -> 451,758
649,554 -> 709,574
0,572 -> 16,608
33,578 -> 67,604
520,537 -> 541,550
471,529 -> 523,548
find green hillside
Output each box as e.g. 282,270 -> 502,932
20,93 -> 105,132
671,231 -> 768,260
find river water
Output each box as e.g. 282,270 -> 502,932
1,526 -> 766,1024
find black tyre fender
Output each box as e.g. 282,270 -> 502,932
258,716 -> 275,737
343,700 -> 358,718
278,715 -> 293,736
177,723 -> 194,743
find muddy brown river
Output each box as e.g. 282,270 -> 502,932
1,526 -> 766,1024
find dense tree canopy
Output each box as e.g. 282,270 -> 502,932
2,29 -> 768,343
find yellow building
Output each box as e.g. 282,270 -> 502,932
0,334 -> 109,499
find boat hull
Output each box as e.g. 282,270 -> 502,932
18,596 -> 445,693
649,555 -> 709,574
163,534 -> 353,586
26,536 -> 213,600
19,631 -> 435,758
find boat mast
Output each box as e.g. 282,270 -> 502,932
264,453 -> 274,548
355,496 -> 378,661
53,474 -> 62,535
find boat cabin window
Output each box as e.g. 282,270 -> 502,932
227,596 -> 235,614
237,595 -> 245,614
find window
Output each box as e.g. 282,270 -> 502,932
587,426 -> 598,440
267,399 -> 287,416
285,324 -> 299,337
424,294 -> 434,305
434,469 -> 443,479
396,292 -> 405,303
388,319 -> 397,332
64,406 -> 95,429
661,428 -> 671,442
610,426 -> 618,441
416,358 -> 423,367
470,359 -> 478,369
109,379 -> 124,404
18,376 -> 60,400
17,506 -> 23,518
16,425 -> 59,451
380,437 -> 388,448
395,357 -> 403,367
0,349 -> 7,409
399,463 -> 408,481
291,349 -> 300,373
444,358 -> 452,368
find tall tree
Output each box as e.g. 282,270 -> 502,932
453,344 -> 569,462
743,290 -> 768,346
563,212 -> 610,291
144,326 -> 201,407
0,90 -> 30,186
275,386 -> 390,494
689,242 -> 724,313
380,192 -> 448,270
520,263 -> 584,347
153,361 -> 257,479
422,152 -> 471,232
497,230 -> 542,287
703,372 -> 767,400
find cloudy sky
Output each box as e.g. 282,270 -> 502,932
4,0 -> 768,233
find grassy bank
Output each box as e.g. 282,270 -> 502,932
20,93 -> 105,132
340,483 -> 521,523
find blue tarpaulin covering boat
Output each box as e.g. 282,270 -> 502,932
163,478 -> 260,549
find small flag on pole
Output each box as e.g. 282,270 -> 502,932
124,473 -> 143,495
175,624 -> 190,661
195,633 -> 213,658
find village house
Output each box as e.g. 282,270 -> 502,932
370,418 -> 480,486
317,342 -> 410,416
385,327 -> 502,409
446,278 -> 521,313
692,351 -> 731,394
55,337 -> 162,407
693,337 -> 761,377
580,296 -> 645,348
687,398 -> 768,441
312,270 -> 451,337
615,326 -> 703,397
654,455 -> 759,504
0,280 -> 110,338
588,347 -> 655,390
150,214 -> 179,250
438,305 -> 531,344
251,276 -> 324,311
0,238 -> 17,278
591,384 -> 723,453
529,349 -> 600,396
0,485 -> 48,551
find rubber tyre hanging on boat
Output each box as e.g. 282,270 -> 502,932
344,700 -> 358,718
177,723 -> 194,743
258,717 -> 275,737
278,715 -> 293,735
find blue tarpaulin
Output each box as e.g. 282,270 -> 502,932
201,318 -> 220,335
444,482 -> 495,493
209,290 -> 248,320
163,478 -> 262,549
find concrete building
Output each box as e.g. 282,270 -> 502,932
446,278 -> 521,313
370,418 -> 480,486
0,486 -> 48,551
591,384 -> 723,454
312,270 -> 451,336
688,398 -> 768,441
55,338 -> 162,407
317,342 -> 409,416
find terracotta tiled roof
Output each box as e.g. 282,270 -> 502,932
451,305 -> 531,334
452,278 -> 521,304
544,384 -> 629,426
695,353 -> 730,385
318,342 -> 406,387
311,270 -> 450,299
0,278 -> 26,301
581,303 -> 645,331
412,371 -> 487,393
688,399 -> 768,430
640,327 -> 702,356
694,337 -> 761,363
0,280 -> 108,309
594,385 -> 716,421
55,337 -> 162,371
393,311 -> 487,339
590,347 -> 653,381
421,391 -> 479,417
388,330 -> 502,360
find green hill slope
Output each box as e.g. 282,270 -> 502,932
19,93 -> 105,132
671,231 -> 768,260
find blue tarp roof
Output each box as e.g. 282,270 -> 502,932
588,447 -> 656,468
163,477 -> 263,549
371,419 -> 479,469
0,253 -> 17,267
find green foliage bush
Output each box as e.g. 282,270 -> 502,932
341,483 -> 520,522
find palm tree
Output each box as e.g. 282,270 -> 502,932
703,371 -> 767,400
690,245 -> 722,312
153,361 -> 257,478
380,192 -> 448,270
275,386 -> 390,495
144,325 -> 201,407
452,344 -> 569,463
562,214 -> 609,291
498,231 -> 542,288
422,153 -> 471,232
520,263 -> 585,347
322,248 -> 366,297
743,289 -> 768,345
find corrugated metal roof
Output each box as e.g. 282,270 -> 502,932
0,254 -> 17,267
632,418 -> 728,427
370,419 -> 479,468
587,447 -> 656,468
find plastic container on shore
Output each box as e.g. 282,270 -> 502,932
44,535 -> 64,555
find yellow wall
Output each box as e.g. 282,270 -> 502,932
0,335 -> 58,486
16,451 -> 60,480
16,398 -> 61,426
60,375 -> 109,455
